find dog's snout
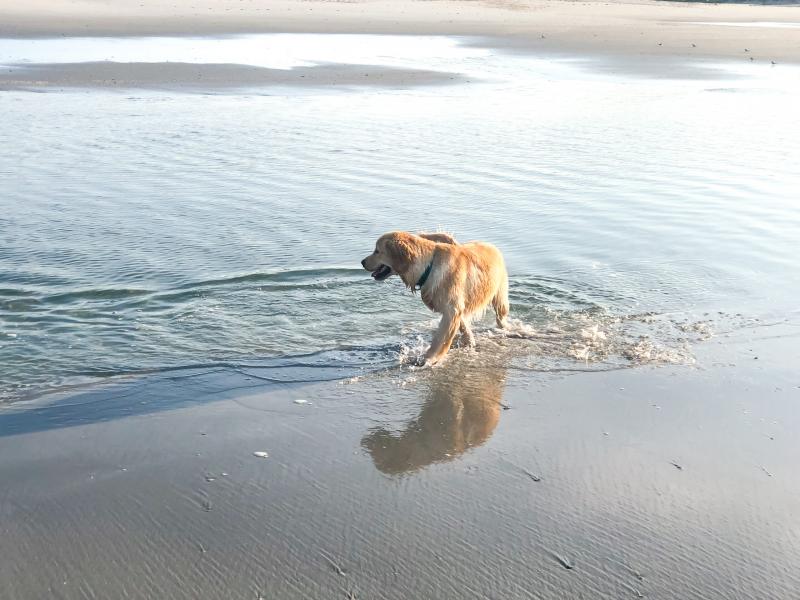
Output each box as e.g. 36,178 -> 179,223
361,258 -> 367,268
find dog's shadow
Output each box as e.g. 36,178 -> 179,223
362,360 -> 508,475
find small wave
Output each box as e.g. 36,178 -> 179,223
0,342 -> 404,405
0,288 -> 38,298
40,287 -> 153,304
0,267 -> 369,315
174,267 -> 364,290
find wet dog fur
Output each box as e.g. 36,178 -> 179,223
361,231 -> 509,365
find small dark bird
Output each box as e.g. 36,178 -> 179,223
691,43 -> 696,47
771,61 -> 776,65
750,57 -> 754,61
658,42 -> 662,46
744,48 -> 749,52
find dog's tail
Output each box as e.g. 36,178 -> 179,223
417,231 -> 458,245
493,271 -> 509,329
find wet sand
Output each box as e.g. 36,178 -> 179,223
1,320 -> 799,598
2,0 -> 799,64
0,61 -> 467,91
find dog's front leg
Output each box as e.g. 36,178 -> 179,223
459,320 -> 475,348
424,311 -> 461,365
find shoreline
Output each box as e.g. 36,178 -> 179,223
1,321 -> 799,598
1,1 -> 799,64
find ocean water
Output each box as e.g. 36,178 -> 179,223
1,34 -> 799,403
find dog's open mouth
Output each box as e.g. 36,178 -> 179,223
371,265 -> 392,281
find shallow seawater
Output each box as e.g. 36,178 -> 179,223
1,34 -> 799,402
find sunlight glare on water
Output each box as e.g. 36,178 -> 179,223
0,34 -> 488,72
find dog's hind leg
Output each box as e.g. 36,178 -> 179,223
459,320 -> 475,348
492,273 -> 509,329
425,310 -> 461,365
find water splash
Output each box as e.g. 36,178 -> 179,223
0,264 -> 748,404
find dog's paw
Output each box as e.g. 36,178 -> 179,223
421,354 -> 446,367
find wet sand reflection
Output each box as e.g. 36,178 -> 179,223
363,360 -> 508,475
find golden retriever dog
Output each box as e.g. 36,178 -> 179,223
361,231 -> 509,365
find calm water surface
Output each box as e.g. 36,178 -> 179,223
1,35 -> 799,402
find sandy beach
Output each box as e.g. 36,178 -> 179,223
2,0 -> 800,62
0,0 -> 797,90
2,1 -> 800,598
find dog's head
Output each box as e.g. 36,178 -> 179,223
361,231 -> 420,281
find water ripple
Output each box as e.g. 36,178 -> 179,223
1,37 -> 798,402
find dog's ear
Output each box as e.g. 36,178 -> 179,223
384,232 -> 418,274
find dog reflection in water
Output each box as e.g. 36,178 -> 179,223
362,362 -> 507,475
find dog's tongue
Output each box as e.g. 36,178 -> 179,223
371,265 -> 390,280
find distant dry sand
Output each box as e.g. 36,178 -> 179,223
1,0 -> 799,63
